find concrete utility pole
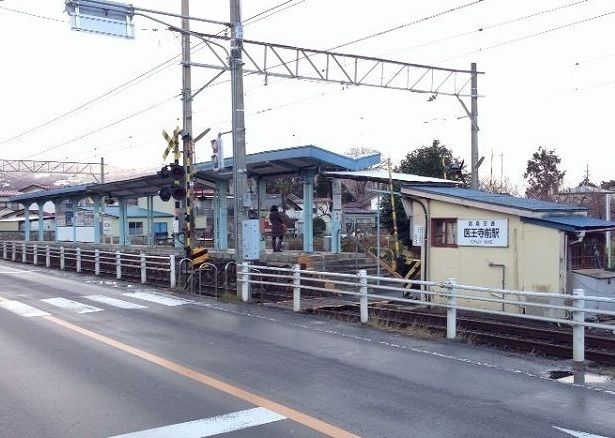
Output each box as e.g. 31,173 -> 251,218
181,0 -> 195,255
470,62 -> 479,189
230,0 -> 248,259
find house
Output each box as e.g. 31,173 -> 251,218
401,185 -> 615,315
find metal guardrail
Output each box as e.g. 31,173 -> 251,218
1,241 -> 176,289
236,262 -> 615,366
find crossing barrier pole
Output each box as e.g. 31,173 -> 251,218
140,252 -> 147,284
94,249 -> 100,276
60,246 -> 65,270
169,255 -> 176,289
359,269 -> 368,323
116,251 -> 121,280
22,242 -> 26,263
11,242 -> 16,261
33,244 -> 38,265
447,278 -> 457,339
292,264 -> 301,312
45,246 -> 50,267
572,288 -> 585,364
76,248 -> 81,272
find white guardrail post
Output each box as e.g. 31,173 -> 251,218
60,246 -> 65,270
115,251 -> 121,280
21,242 -> 26,263
33,244 -> 38,266
140,252 -> 146,284
572,288 -> 585,364
447,278 -> 457,340
169,255 -> 176,289
45,245 -> 50,267
240,262 -> 250,302
2,241 -> 6,260
94,249 -> 100,276
76,247 -> 81,273
292,264 -> 301,312
11,242 -> 16,261
359,269 -> 368,324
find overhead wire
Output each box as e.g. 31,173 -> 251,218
0,6 -> 69,23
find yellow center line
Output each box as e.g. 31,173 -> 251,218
38,313 -> 360,438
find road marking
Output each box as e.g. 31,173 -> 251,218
0,269 -> 40,274
41,298 -> 103,314
85,295 -> 147,310
122,292 -> 192,307
553,426 -> 612,438
0,300 -> 50,317
110,407 -> 286,437
40,314 -> 359,438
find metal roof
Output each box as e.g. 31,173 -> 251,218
522,215 -> 615,232
196,145 -> 381,179
322,169 -> 458,186
10,146 -> 380,204
403,185 -> 586,213
80,206 -> 173,218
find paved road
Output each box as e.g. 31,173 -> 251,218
0,260 -> 614,437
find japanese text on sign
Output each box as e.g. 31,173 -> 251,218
457,219 -> 508,247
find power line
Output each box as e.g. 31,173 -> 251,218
331,0 -> 487,51
26,95 -> 177,159
438,9 -> 615,63
2,2 -> 305,149
0,6 -> 68,23
245,0 -> 308,25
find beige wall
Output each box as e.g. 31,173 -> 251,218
411,198 -> 564,313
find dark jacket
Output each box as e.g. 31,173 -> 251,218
269,211 -> 288,237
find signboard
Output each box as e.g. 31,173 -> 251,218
457,219 -> 508,247
413,225 -> 425,247
242,219 -> 260,260
66,0 -> 135,39
103,222 -> 112,236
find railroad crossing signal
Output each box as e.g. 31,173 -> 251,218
157,164 -> 186,202
162,127 -> 180,160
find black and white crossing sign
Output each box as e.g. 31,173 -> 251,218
457,219 -> 508,247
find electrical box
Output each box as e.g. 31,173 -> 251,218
242,219 -> 260,260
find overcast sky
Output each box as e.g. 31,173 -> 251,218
0,0 -> 613,190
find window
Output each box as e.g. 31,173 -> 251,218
128,221 -> 144,236
431,218 -> 457,247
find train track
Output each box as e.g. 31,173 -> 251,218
306,303 -> 615,365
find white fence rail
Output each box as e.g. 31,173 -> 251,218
1,241 -> 176,289
237,263 -> 615,365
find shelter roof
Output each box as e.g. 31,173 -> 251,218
521,215 -> 615,232
323,169 -> 458,186
402,185 -> 586,214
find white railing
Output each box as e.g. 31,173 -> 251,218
237,262 -> 615,365
1,241 -> 176,289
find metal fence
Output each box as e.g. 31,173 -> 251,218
237,263 -> 615,365
1,241 -> 176,289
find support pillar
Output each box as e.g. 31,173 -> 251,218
118,198 -> 126,246
301,170 -> 315,253
71,198 -> 78,243
38,203 -> 44,242
147,196 -> 154,246
93,196 -> 102,245
331,178 -> 342,253
214,180 -> 228,250
257,178 -> 267,219
53,201 -> 61,242
23,203 -> 31,242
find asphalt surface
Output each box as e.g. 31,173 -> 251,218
0,259 -> 614,437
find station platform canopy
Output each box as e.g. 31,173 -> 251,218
10,145 -> 381,204
322,169 -> 459,186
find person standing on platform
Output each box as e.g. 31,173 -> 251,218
269,205 -> 288,252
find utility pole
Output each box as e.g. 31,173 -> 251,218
181,0 -> 194,256
470,62 -> 479,189
230,0 -> 247,259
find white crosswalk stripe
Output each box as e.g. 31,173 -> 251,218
0,300 -> 50,317
84,295 -> 147,309
41,297 -> 103,314
109,407 -> 286,437
122,292 -> 192,307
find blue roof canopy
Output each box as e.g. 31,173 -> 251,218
522,215 -> 615,232
80,206 -> 173,219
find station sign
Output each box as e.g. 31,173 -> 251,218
457,219 -> 508,247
